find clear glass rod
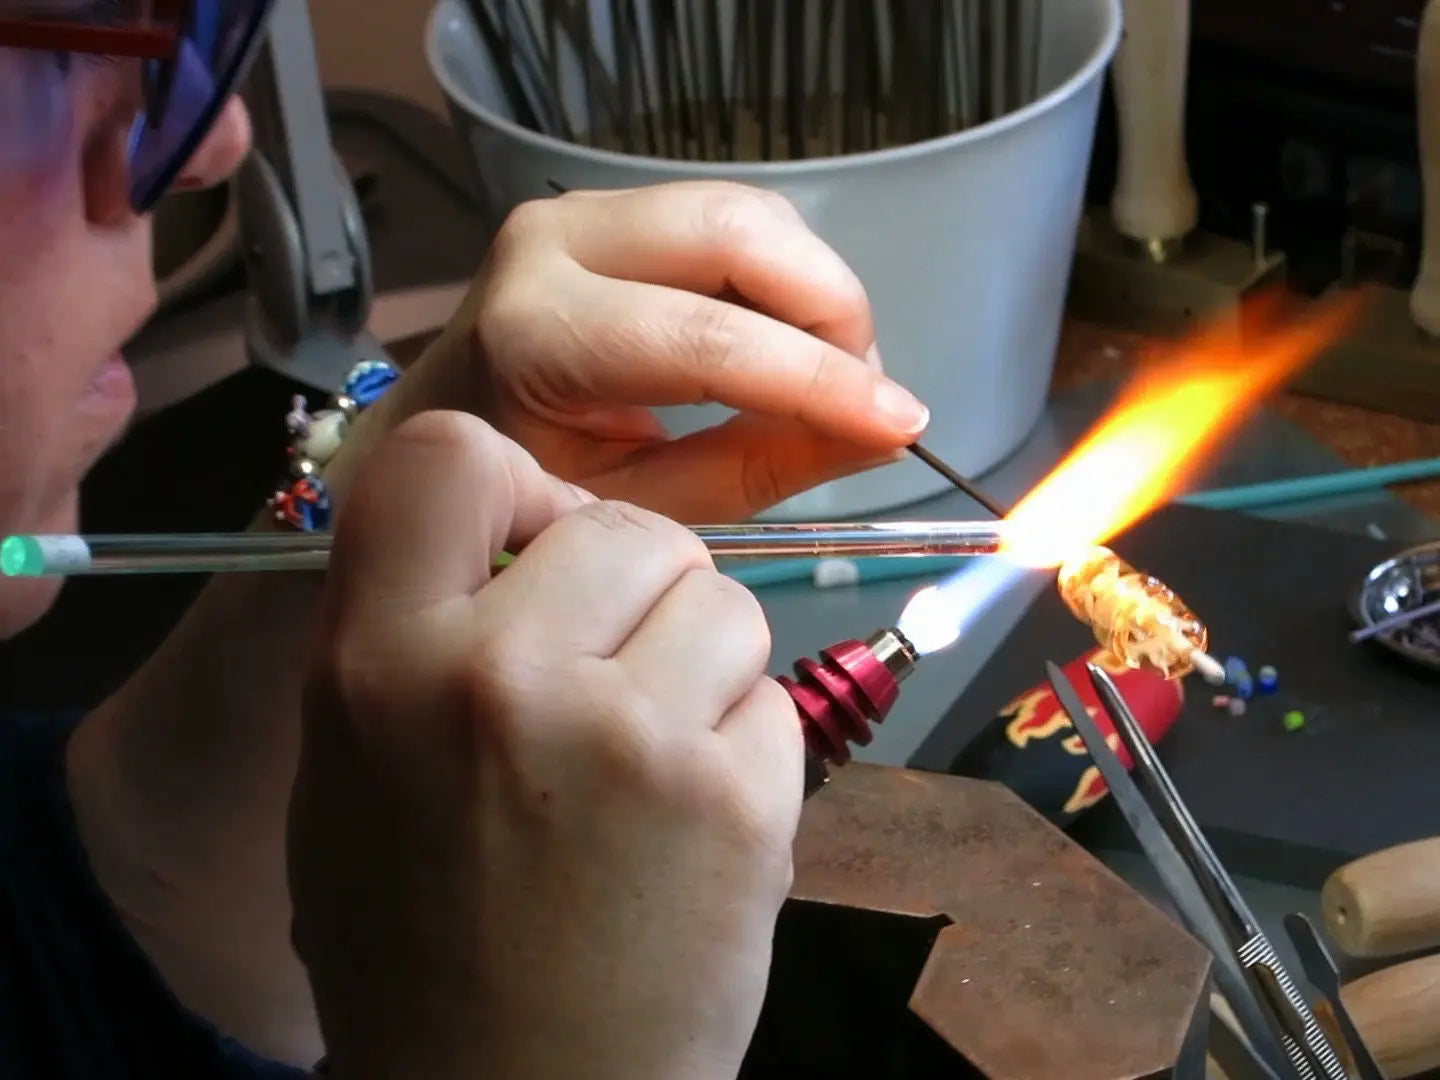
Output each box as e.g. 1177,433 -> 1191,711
2,521 -> 1007,578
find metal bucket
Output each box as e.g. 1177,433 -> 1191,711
426,0 -> 1121,520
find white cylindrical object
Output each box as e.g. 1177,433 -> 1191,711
1412,0 -> 1440,336
1189,650 -> 1225,684
812,558 -> 861,589
427,0 -> 1122,521
1108,0 -> 1199,245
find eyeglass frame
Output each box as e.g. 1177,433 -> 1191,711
0,0 -> 276,211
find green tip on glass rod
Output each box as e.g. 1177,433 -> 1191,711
0,535 -> 42,578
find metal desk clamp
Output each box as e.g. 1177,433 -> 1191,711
236,0 -> 393,392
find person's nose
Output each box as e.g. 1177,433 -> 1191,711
82,66 -> 145,229
172,97 -> 252,192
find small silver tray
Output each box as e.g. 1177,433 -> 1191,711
1351,540 -> 1440,672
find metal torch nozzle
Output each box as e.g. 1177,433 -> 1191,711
779,628 -> 919,797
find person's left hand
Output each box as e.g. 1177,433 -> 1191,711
393,181 -> 930,522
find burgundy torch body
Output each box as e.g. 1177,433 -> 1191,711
778,628 -> 919,797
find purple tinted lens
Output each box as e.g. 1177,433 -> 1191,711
127,0 -> 273,211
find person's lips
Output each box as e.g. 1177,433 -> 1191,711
84,298 -> 155,416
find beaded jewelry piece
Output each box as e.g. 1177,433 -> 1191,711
268,359 -> 400,531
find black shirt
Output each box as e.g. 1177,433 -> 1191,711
0,712 -> 307,1079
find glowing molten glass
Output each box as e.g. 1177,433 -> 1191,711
1056,546 -> 1209,678
896,292 -> 1361,669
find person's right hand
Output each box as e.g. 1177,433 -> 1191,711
288,410 -> 805,1080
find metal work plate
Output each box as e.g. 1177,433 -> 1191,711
1350,538 -> 1440,673
774,764 -> 1213,1080
1067,212 -> 1285,339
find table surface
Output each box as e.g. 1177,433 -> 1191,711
129,296 -> 1423,1071
342,308 -> 1440,1068
757,358 -> 1440,1032
379,311 -> 1439,1007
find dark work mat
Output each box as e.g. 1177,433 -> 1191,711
908,502 -> 1440,889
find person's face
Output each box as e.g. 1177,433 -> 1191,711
0,46 -> 251,638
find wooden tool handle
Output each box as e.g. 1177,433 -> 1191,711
1341,953 -> 1440,1079
1322,836 -> 1440,958
1412,0 -> 1440,335
1108,0 -> 1198,245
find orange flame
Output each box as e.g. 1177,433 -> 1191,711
1001,292 -> 1362,569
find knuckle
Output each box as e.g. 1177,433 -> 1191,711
750,675 -> 801,731
738,443 -> 791,511
696,184 -> 784,244
478,200 -> 566,343
490,197 -> 555,259
447,647 -> 512,720
662,570 -> 773,685
475,301 -> 531,376
830,266 -> 872,320
583,696 -> 666,790
682,299 -> 745,380
474,265 -> 553,362
575,500 -> 710,563
305,619 -> 392,727
701,571 -> 772,663
445,636 -> 542,747
386,409 -> 491,459
752,186 -> 803,224
798,339 -> 841,401
381,411 -> 516,502
575,498 -> 651,535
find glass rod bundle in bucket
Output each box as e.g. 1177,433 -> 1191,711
457,0 -> 1046,160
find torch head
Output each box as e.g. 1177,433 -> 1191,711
779,628 -> 918,769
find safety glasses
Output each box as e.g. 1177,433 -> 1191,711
0,1 -> 276,212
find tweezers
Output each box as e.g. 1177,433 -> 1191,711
1045,660 -> 1382,1080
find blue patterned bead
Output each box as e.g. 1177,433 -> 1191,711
341,359 -> 400,409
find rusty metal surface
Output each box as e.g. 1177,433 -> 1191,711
789,763 -> 1213,1080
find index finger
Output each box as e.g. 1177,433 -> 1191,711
556,181 -> 876,358
559,278 -> 929,446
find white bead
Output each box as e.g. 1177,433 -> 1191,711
296,410 -> 348,465
812,558 -> 861,589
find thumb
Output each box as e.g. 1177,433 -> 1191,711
326,410 -> 592,623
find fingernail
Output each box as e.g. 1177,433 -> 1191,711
873,381 -> 929,434
863,343 -> 884,372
